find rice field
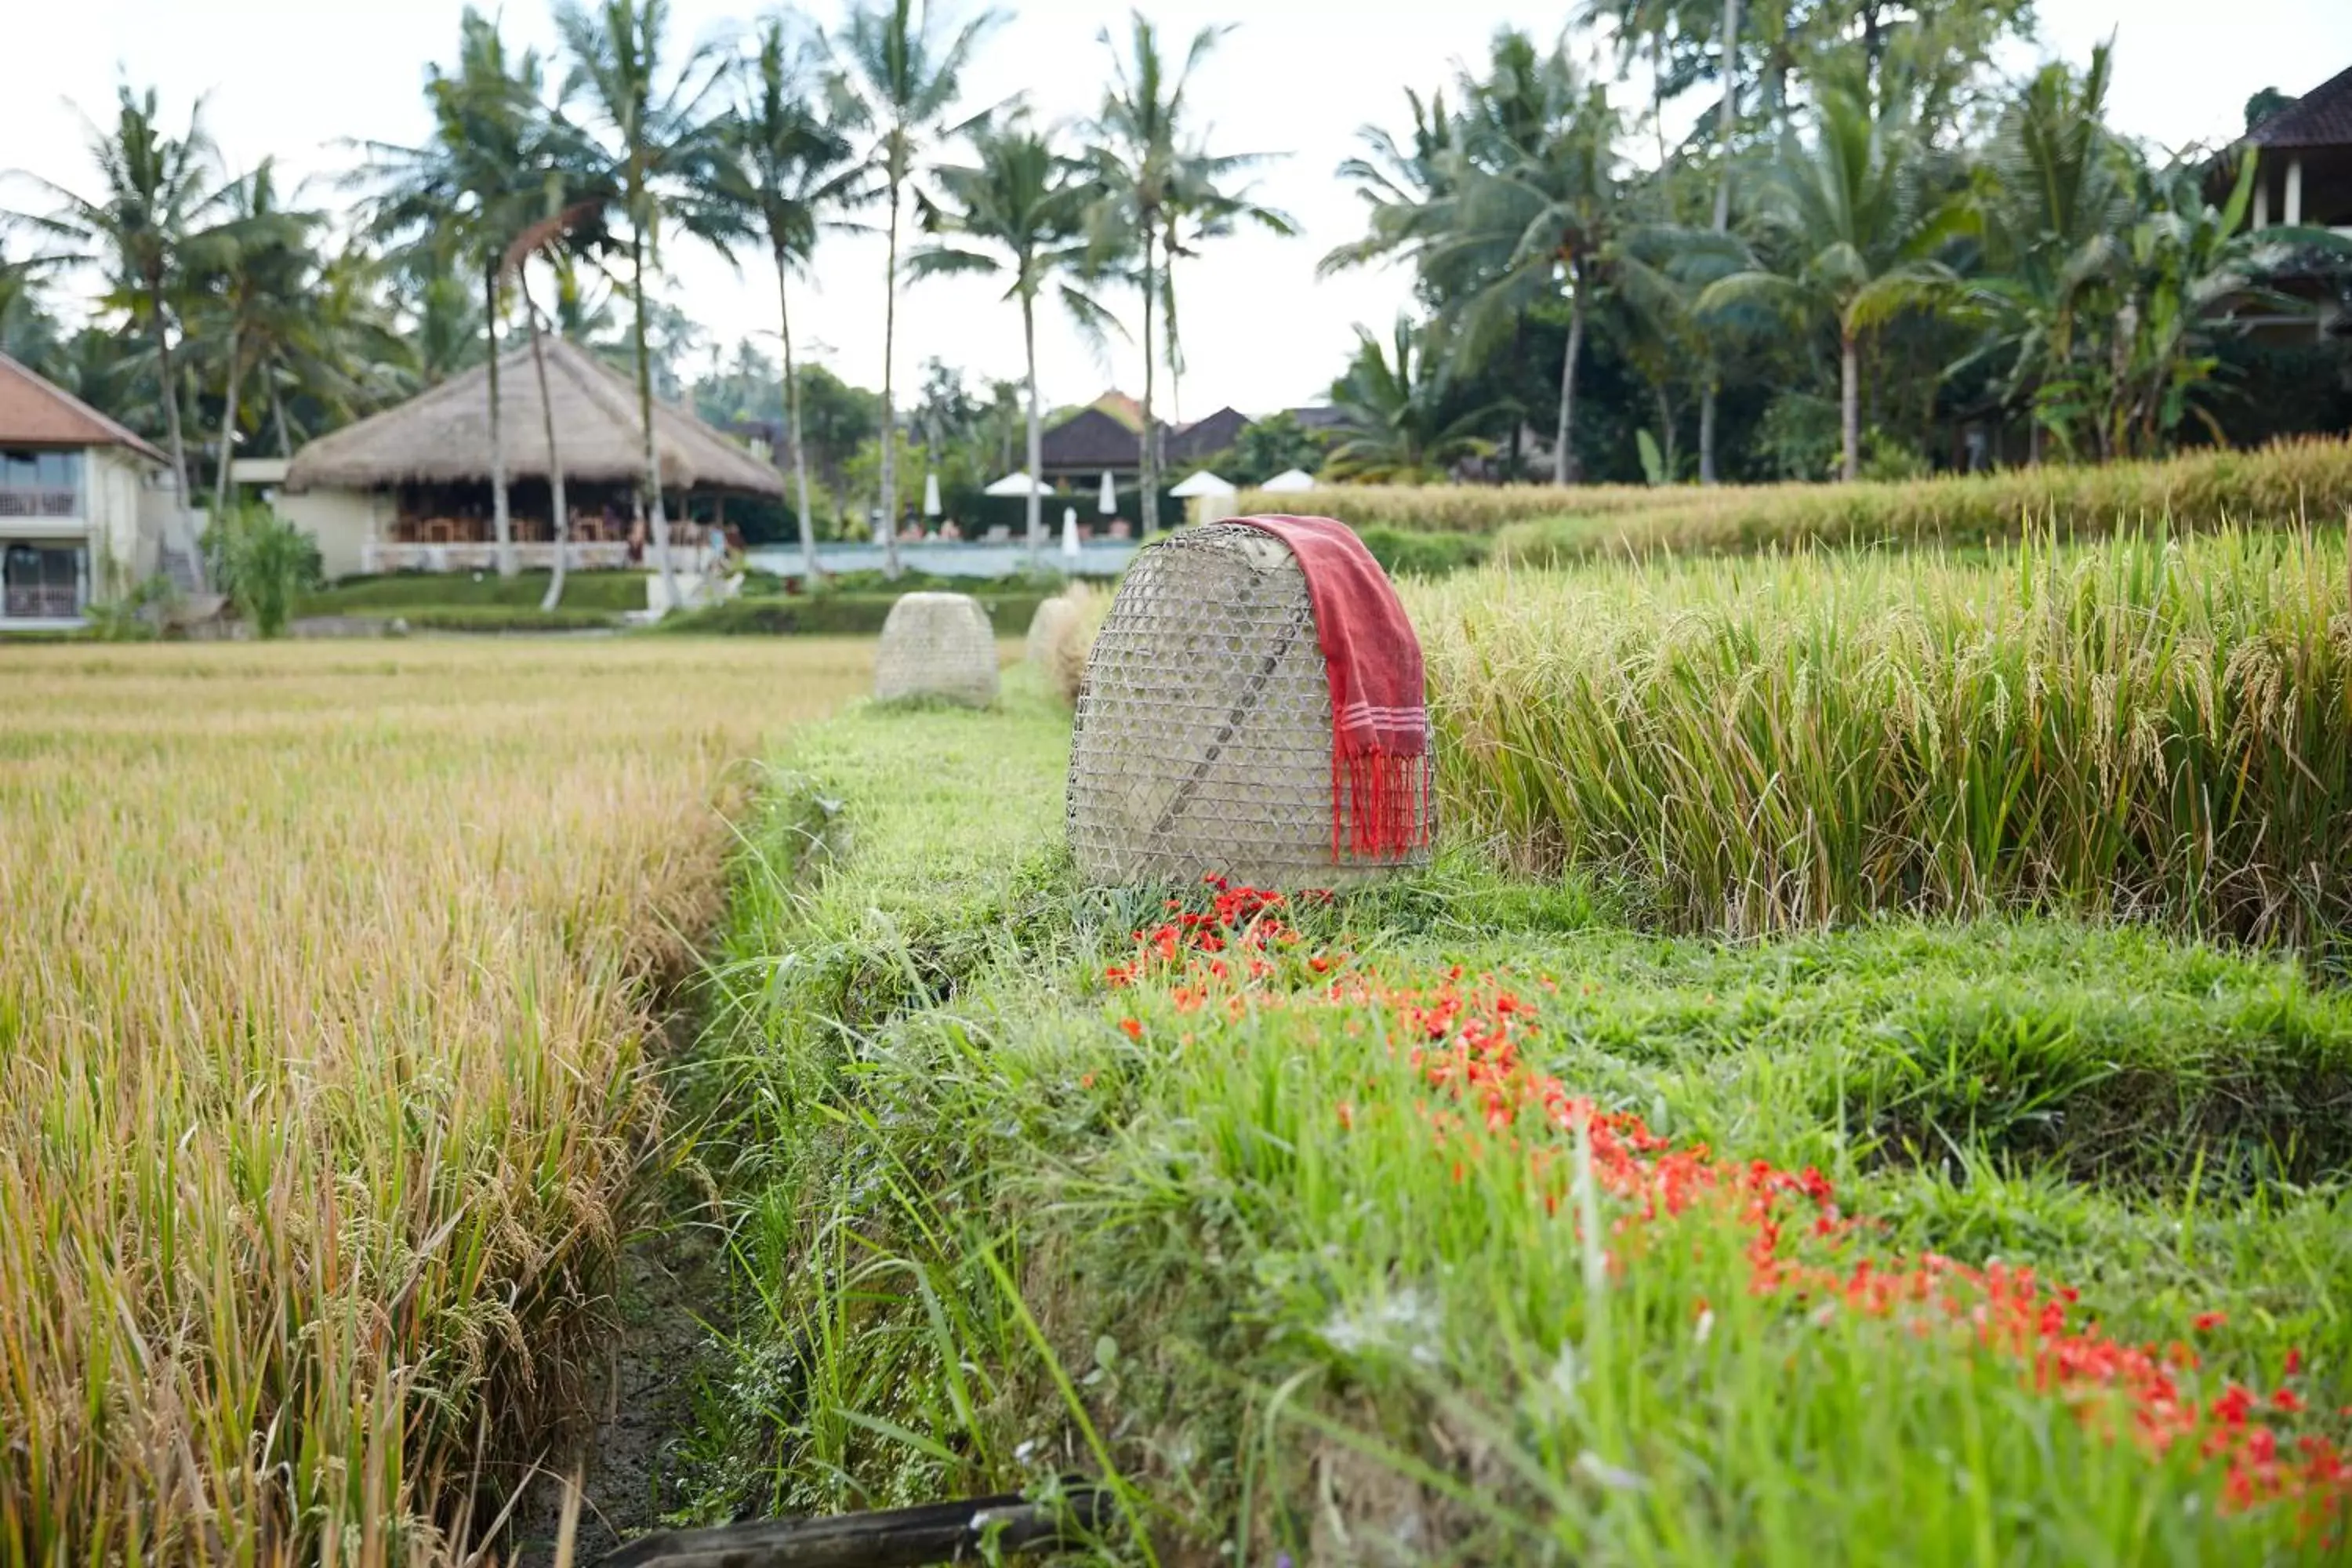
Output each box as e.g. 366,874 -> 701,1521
1229,436 -> 2352,557
1406,528 -> 2352,938
0,638 -> 870,1566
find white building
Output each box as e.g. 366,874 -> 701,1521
0,352 -> 187,630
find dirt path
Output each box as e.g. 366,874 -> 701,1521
508,1195 -> 735,1565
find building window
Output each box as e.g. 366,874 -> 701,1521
0,449 -> 82,517
2,543 -> 85,619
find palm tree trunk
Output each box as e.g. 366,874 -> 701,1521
485,262 -> 515,579
1139,232 -> 1159,532
149,297 -> 207,593
270,383 -> 293,459
1701,0 -> 1739,487
630,230 -> 677,605
1022,287 -> 1042,567
1699,386 -> 1720,485
212,325 -> 242,521
520,277 -> 569,615
1840,326 -> 1860,482
879,177 -> 903,579
1654,383 -> 1678,477
1555,257 -> 1586,485
775,249 -> 817,584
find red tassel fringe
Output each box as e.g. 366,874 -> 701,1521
1332,746 -> 1427,863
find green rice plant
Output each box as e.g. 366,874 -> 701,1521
0,638 -> 870,1564
1229,436 -> 2352,551
1407,527 -> 2352,938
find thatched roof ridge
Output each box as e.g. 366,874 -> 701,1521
284,336 -> 783,495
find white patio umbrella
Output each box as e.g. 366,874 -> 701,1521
1168,470 -> 1237,498
982,470 -> 1047,497
1062,506 -> 1081,559
1098,470 -> 1117,514
1259,467 -> 1318,493
922,472 -> 942,517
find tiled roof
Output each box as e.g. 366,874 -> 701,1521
1040,407 -> 1142,468
1168,407 -> 1252,462
0,352 -> 168,463
2249,64 -> 2352,148
1042,404 -> 1260,471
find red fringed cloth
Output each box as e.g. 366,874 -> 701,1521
1232,515 -> 1430,862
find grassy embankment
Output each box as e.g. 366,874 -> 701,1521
295,570 -> 648,631
0,638 -> 869,1563
296,568 -> 1060,637
689,666 -> 2352,1560
1230,437 -> 2352,566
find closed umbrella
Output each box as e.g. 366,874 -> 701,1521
1098,470 -> 1117,515
1062,506 -> 1081,559
922,472 -> 942,517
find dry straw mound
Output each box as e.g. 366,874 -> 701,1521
1028,582 -> 1109,704
874,591 -> 1000,707
1025,593 -> 1081,673
1068,524 -> 1432,887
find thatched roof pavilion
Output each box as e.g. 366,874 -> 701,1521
285,336 -> 783,496
278,337 -> 782,578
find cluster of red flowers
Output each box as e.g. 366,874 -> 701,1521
1095,878 -> 2350,1531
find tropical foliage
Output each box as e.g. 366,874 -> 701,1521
1327,12 -> 2352,485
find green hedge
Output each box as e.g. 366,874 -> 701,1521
655,592 -> 1047,637
400,606 -> 622,633
1357,526 -> 1490,577
297,571 -> 652,615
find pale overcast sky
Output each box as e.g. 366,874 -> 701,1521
7,1 -> 2350,419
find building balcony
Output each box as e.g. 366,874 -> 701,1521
0,486 -> 82,521
361,539 -> 695,575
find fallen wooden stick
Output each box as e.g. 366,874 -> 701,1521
590,1485 -> 1120,1568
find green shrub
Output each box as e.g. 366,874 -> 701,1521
654,592 -> 1045,637
1357,525 -> 1490,577
1408,528 -> 2352,941
296,570 -> 650,615
399,606 -> 622,633
205,506 -> 321,638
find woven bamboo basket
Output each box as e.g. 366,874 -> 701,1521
1025,595 -> 1080,672
874,592 -> 999,706
1066,523 -> 1434,887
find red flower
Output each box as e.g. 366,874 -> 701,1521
1118,1018 -> 1142,1040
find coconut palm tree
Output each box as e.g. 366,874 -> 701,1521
557,0 -> 746,604
1083,13 -> 1227,532
1958,44 -> 2132,461
1439,33 -> 1624,484
1697,84 -> 1960,481
361,8 -> 562,577
0,241 -> 70,374
1155,144 -> 1294,426
1323,316 -> 1497,482
719,15 -> 868,582
499,194 -> 608,612
906,111 -> 1111,565
833,0 -> 998,576
187,162 -> 322,517
20,85 -> 227,581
